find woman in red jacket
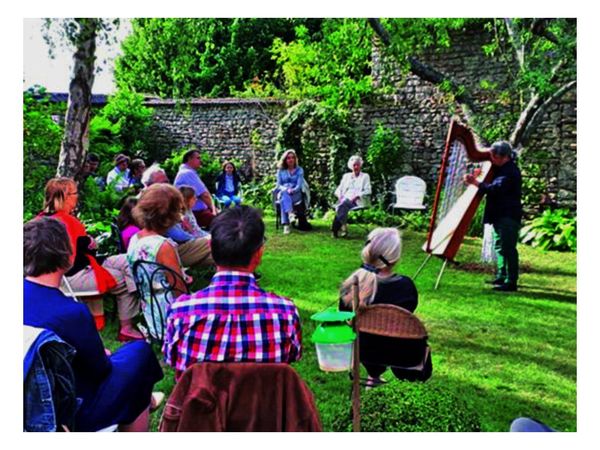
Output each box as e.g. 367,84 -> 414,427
40,177 -> 143,341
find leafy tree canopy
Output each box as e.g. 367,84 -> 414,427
114,18 -> 323,98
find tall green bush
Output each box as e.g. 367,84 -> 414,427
366,124 -> 408,204
23,88 -> 64,221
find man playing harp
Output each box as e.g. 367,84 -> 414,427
464,141 -> 522,292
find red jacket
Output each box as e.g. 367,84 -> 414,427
159,363 -> 322,432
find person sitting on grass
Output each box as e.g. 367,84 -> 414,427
164,206 -> 302,379
339,227 -> 432,385
215,160 -> 242,207
41,177 -> 143,341
23,217 -> 164,432
127,183 -> 192,341
116,196 -> 141,251
178,185 -> 211,239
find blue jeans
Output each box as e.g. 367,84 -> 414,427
279,190 -> 302,225
510,417 -> 555,432
218,194 -> 241,208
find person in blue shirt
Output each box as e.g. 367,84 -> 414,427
464,141 -> 523,292
23,217 -> 163,431
174,148 -> 216,228
275,149 -> 311,234
215,161 -> 242,207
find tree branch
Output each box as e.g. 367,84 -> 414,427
504,19 -> 525,70
519,80 -> 576,146
368,18 -> 478,117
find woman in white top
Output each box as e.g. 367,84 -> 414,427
332,155 -> 372,237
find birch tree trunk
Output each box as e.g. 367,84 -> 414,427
56,19 -> 99,179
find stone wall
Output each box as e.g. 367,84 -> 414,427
144,26 -> 576,208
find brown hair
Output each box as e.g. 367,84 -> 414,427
43,177 -> 76,214
133,184 -> 184,233
24,217 -> 72,277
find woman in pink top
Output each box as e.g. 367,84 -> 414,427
117,197 -> 141,250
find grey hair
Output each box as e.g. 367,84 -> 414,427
277,149 -> 298,170
141,163 -> 167,187
347,155 -> 363,171
339,228 -> 402,308
24,217 -> 72,277
491,141 -> 513,159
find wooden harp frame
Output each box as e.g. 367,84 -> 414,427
423,119 -> 494,262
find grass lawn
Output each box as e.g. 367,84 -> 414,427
100,217 -> 577,432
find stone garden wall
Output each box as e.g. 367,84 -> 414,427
144,26 -> 576,207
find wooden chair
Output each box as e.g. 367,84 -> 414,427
131,260 -> 190,344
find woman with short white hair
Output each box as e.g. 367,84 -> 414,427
332,155 -> 371,237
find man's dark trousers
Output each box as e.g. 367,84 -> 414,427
492,217 -> 520,285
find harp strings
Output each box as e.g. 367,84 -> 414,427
436,139 -> 483,225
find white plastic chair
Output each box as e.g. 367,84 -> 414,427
390,176 -> 427,211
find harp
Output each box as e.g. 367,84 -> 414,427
414,119 -> 494,289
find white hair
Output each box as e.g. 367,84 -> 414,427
347,155 -> 363,171
141,163 -> 167,187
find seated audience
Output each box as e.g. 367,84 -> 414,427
106,153 -> 131,192
127,184 -> 190,340
174,148 -> 216,228
164,206 -> 302,379
275,149 -> 311,234
116,197 -> 141,250
23,217 -> 163,432
215,160 -> 242,207
339,227 -> 431,384
41,177 -> 142,341
141,164 -> 213,269
332,155 -> 371,238
178,185 -> 210,238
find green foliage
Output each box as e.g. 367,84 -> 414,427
332,380 -> 481,432
345,206 -> 430,233
115,19 -> 323,99
23,88 -> 64,221
520,161 -> 549,215
366,124 -> 408,202
242,175 -> 277,214
162,147 -> 223,189
520,208 -> 576,252
89,89 -> 155,166
276,100 -> 356,210
271,19 -> 374,108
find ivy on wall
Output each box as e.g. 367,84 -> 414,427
275,100 -> 357,209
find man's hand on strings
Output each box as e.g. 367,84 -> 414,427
463,173 -> 480,186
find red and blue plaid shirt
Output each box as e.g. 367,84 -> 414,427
164,271 -> 302,376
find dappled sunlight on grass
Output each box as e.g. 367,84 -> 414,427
100,216 -> 576,431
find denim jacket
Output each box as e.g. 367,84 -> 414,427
24,326 -> 79,432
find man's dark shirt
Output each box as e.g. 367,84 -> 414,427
478,160 -> 522,224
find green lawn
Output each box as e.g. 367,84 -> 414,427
100,217 -> 577,432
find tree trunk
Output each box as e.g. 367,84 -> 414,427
56,19 -> 99,180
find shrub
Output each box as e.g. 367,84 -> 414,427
23,88 -> 64,221
520,208 -> 577,252
366,124 -> 408,203
332,380 -> 481,432
242,175 -> 276,214
162,147 -> 223,188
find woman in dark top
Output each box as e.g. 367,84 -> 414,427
215,160 -> 242,207
339,227 -> 431,384
23,217 -> 163,431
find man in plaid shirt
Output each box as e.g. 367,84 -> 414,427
164,206 -> 302,377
